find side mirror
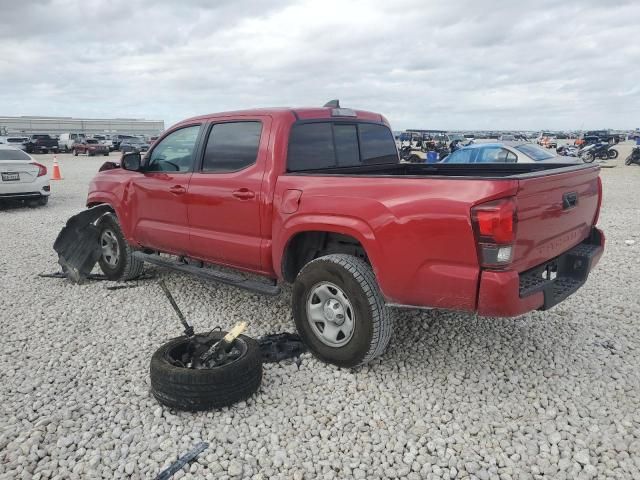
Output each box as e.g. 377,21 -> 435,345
121,152 -> 142,171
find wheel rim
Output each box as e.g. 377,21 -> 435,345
306,282 -> 355,347
100,229 -> 120,267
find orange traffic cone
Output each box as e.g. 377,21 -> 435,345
51,156 -> 63,180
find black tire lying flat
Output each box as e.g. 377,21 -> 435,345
150,333 -> 263,411
292,254 -> 393,368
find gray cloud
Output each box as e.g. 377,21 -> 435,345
0,0 -> 638,130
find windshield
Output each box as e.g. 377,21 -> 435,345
0,149 -> 30,160
514,144 -> 555,161
127,138 -> 144,144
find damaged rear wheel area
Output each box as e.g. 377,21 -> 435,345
150,332 -> 263,411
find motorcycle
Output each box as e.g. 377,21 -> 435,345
579,142 -> 618,163
556,144 -> 579,157
625,145 -> 640,166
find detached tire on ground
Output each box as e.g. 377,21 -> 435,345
97,213 -> 144,281
292,254 -> 393,368
150,333 -> 263,411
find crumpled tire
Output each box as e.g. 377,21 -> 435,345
150,332 -> 263,411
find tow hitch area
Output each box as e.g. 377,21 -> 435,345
52,205 -> 112,283
150,281 -> 307,411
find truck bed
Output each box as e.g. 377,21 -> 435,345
287,162 -> 592,179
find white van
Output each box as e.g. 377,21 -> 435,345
58,133 -> 85,152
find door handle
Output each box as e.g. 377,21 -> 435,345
232,189 -> 255,200
169,185 -> 186,195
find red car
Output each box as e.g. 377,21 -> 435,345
87,103 -> 604,367
73,139 -> 109,157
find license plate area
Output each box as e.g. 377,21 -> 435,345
519,232 -> 603,310
1,172 -> 20,181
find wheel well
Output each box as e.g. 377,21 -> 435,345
282,231 -> 368,283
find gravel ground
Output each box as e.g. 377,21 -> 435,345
1,145 -> 639,480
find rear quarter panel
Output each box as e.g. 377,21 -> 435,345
273,175 -> 519,310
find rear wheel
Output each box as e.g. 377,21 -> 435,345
292,254 -> 393,368
97,213 -> 144,281
37,196 -> 48,206
582,152 -> 595,163
608,149 -> 618,159
73,149 -> 78,156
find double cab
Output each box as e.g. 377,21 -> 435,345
87,102 -> 605,367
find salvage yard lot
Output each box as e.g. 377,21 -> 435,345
1,145 -> 639,479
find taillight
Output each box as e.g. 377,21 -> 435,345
593,176 -> 602,225
471,197 -> 517,268
31,162 -> 47,177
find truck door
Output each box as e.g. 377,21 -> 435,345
128,124 -> 203,254
186,118 -> 269,271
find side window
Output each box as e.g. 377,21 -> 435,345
333,124 -> 359,167
147,125 -> 201,172
445,149 -> 474,163
202,122 -> 262,173
475,147 -> 508,163
288,123 -> 335,171
358,124 -> 398,164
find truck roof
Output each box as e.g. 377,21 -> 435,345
177,107 -> 387,127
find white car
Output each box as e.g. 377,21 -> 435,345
0,145 -> 50,206
0,136 -> 29,151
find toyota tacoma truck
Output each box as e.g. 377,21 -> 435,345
86,102 -> 605,367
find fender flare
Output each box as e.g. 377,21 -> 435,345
275,214 -> 385,283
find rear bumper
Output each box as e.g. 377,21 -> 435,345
477,227 -> 604,317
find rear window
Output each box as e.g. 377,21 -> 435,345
514,144 -> 555,161
287,122 -> 398,171
86,139 -> 99,144
0,149 -> 30,160
32,134 -> 51,139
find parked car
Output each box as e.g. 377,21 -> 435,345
111,135 -> 136,150
498,134 -> 516,141
72,139 -> 110,156
86,103 -> 604,367
0,145 -> 50,206
119,137 -> 149,153
92,135 -> 115,151
441,142 -> 578,164
58,133 -> 86,152
25,134 -> 59,154
0,136 -> 29,150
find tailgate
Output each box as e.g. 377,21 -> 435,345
512,165 -> 600,272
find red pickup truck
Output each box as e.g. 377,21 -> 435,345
87,103 -> 604,367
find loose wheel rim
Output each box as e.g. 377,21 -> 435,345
306,282 -> 355,347
100,229 -> 120,267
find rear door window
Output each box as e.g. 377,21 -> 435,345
202,121 -> 262,172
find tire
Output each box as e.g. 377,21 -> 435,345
582,152 -> 595,163
97,213 -> 144,281
409,154 -> 421,163
150,332 -> 263,411
103,152 -> 109,156
626,156 -> 633,166
292,254 -> 393,368
73,149 -> 78,156
608,149 -> 618,159
38,196 -> 49,206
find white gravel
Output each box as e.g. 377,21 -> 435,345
1,146 -> 639,480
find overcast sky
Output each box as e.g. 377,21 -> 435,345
1,0 -> 638,131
